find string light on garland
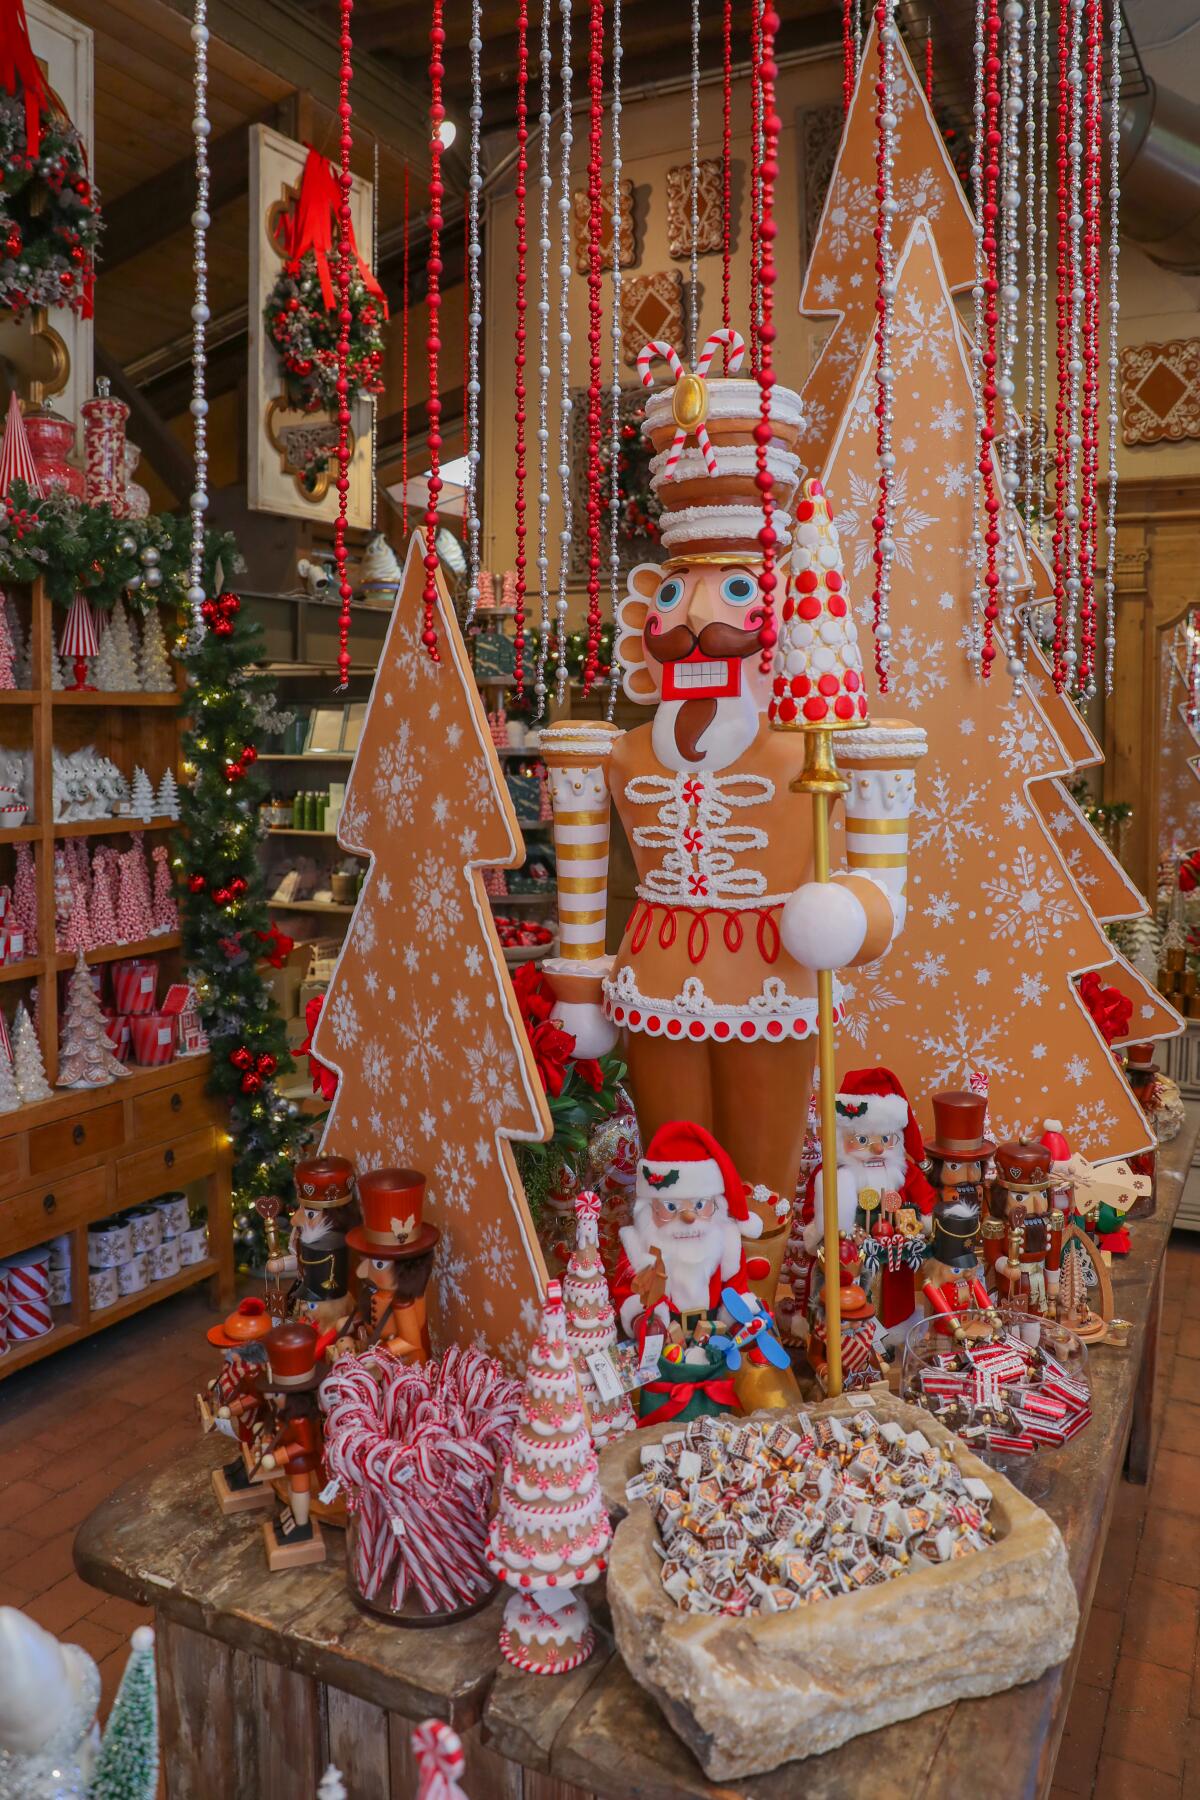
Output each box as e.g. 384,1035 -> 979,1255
332,0 -> 355,690
1102,0 -> 1121,696
605,0 -> 624,723
513,0 -> 530,697
534,0 -> 554,717
871,0 -> 899,692
755,1 -> 781,673
582,0 -> 605,695
553,0 -> 574,706
187,0 -> 210,636
423,0 -> 446,662
462,0 -> 485,630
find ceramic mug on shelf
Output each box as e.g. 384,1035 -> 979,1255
47,1234 -> 72,1271
88,1266 -> 119,1312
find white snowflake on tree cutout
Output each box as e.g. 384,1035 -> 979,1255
981,846 -> 1074,954
837,466 -> 939,578
911,771 -> 987,867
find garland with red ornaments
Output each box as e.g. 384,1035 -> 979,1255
754,1 -> 780,673
178,558 -> 305,1262
0,56 -> 101,320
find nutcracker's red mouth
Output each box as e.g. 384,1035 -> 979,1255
662,655 -> 741,700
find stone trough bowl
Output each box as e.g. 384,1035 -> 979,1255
598,1388 -> 1078,1781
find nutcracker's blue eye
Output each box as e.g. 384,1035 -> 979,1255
655,576 -> 685,609
720,572 -> 759,606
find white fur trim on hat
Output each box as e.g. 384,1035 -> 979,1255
636,1159 -> 723,1205
835,1092 -> 909,1133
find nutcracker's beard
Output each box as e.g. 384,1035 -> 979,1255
842,1140 -> 907,1193
647,618 -> 764,771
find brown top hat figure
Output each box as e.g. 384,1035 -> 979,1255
992,1139 -> 1053,1194
264,1320 -> 338,1391
347,1168 -> 440,1259
293,1154 -> 357,1208
207,1295 -> 275,1349
925,1091 -> 995,1160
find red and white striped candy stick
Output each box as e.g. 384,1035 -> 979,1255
412,1720 -> 468,1800
637,329 -> 748,479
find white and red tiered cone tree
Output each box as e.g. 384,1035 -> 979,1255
485,1279 -> 611,1675
563,1191 -> 635,1447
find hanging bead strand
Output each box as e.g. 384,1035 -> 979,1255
187,0 -> 210,635
332,0 -> 356,690
1020,0 -> 1038,548
871,0 -> 899,692
553,0 -> 574,706
976,0 -> 1002,679
842,0 -> 855,113
1033,0 -> 1051,553
605,0 -> 624,722
998,0 -> 1024,689
534,0 -> 554,716
721,0 -> 733,358
1062,0 -> 1086,695
755,2 -> 780,673
401,165 -> 410,540
749,0 -> 763,371
462,0 -> 485,630
513,0 -> 530,696
689,0 -> 701,361
1050,0 -> 1069,688
422,0 -> 446,662
582,0 -> 606,696
1077,0 -> 1103,697
968,0 -> 987,665
1102,0 -> 1121,695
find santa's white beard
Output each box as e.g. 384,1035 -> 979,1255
625,1201 -> 731,1312
651,685 -> 760,773
841,1140 -> 907,1193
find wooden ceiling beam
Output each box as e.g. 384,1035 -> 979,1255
156,0 -> 434,168
100,109 -> 277,275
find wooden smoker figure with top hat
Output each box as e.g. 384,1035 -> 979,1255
341,1167 -> 441,1362
200,1296 -> 277,1516
537,330 -> 927,1325
257,1319 -> 338,1570
265,1155 -> 358,1332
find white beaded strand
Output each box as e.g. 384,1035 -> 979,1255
689,0 -> 701,361
1102,0 -> 1121,696
1063,0 -> 1085,692
463,0 -> 485,628
554,0 -> 574,706
187,0 -> 211,632
968,0 -> 987,667
606,0 -> 624,723
1020,0 -> 1038,541
999,0 -> 1024,688
534,0 -> 554,718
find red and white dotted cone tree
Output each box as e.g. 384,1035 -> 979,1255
486,1279 -> 610,1675
312,539 -> 552,1369
115,844 -> 153,945
12,842 -> 37,952
563,1191 -> 635,1447
824,218 -> 1149,1159
150,843 -> 179,934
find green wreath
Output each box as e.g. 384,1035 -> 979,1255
0,92 -> 101,318
264,249 -> 386,414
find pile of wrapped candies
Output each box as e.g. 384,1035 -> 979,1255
909,1330 -> 1092,1458
624,1411 -> 999,1618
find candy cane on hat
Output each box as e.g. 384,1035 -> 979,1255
637,328 -> 746,478
413,1720 -> 469,1800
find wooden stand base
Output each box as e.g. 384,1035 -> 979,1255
262,1508 -> 325,1572
212,1461 -> 275,1516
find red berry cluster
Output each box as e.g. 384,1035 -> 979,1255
422,0 -> 446,663
222,744 -> 258,784
229,1044 -> 278,1095
512,0 -> 530,697
581,0 -> 606,696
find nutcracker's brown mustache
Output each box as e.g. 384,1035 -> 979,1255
645,618 -> 763,662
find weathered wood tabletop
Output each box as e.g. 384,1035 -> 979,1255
74,1118 -> 1198,1800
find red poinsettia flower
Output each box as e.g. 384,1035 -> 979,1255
528,1018 -> 575,1097
298,994 -> 338,1102
572,1056 -> 604,1092
511,959 -> 556,1027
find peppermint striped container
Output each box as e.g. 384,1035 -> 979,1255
6,1251 -> 52,1340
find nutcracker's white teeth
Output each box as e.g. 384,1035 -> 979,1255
673,660 -> 727,689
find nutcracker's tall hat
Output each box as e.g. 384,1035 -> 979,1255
636,328 -> 804,564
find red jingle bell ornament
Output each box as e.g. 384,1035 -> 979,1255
230,1046 -> 254,1072
241,1072 -> 263,1095
187,874 -> 206,894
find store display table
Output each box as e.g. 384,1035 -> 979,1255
74,1118 -> 1197,1800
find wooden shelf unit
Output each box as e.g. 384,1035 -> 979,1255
0,583 -> 229,1374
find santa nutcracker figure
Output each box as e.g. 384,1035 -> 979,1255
266,1155 -> 358,1332
923,1092 -> 993,1282
991,1140 -> 1063,1316
257,1319 -> 338,1570
343,1167 -> 440,1362
538,343 -> 925,1303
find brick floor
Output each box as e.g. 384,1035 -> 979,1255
2,1250 -> 1200,1794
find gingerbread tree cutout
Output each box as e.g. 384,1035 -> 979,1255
800,22 -> 975,464
313,537 -> 552,1371
1158,628 -> 1200,866
824,218 -> 1149,1159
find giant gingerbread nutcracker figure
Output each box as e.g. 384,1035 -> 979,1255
540,335 -> 927,1291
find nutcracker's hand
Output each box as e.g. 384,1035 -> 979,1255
780,879 -> 868,971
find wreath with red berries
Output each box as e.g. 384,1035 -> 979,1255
0,93 -> 101,319
264,250 -> 386,415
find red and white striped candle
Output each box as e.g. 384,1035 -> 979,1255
5,1253 -> 51,1340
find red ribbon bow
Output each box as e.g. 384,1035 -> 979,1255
298,994 -> 338,1102
1179,848 -> 1200,893
0,0 -> 48,158
639,1375 -> 739,1424
1078,970 -> 1133,1046
275,146 -> 389,316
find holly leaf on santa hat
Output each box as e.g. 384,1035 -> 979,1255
642,1166 -> 680,1190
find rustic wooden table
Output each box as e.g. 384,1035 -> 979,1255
74,1118 -> 1198,1800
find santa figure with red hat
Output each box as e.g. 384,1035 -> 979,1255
799,1068 -> 935,1348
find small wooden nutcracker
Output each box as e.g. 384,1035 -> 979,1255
257,1319 -> 338,1570
921,1275 -> 1003,1344
923,1091 -> 992,1281
807,1238 -> 884,1394
992,1140 -> 1062,1315
343,1168 -> 441,1362
201,1297 -> 276,1514
267,1155 -> 359,1332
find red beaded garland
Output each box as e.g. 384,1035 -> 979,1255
1050,0 -> 1071,693
721,0 -> 733,363
401,164 -> 410,541
423,0 -> 445,662
513,0 -> 530,697
870,0 -> 895,692
749,0 -> 763,373
924,30 -> 933,106
582,0 -> 606,696
842,0 -> 855,114
1077,0 -> 1103,694
333,0 -> 356,690
755,1 -> 780,671
977,0 -> 1001,678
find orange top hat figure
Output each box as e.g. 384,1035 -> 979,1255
206,1295 -> 274,1349
345,1168 -> 441,1362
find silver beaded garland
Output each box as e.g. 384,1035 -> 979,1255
1102,0 -> 1121,696
998,0 -> 1024,690
463,0 -> 485,629
187,0 -> 210,632
554,0 -> 574,706
1063,0 -> 1085,690
1033,0 -> 1051,553
534,0 -> 554,719
606,0 -> 624,724
968,0 -> 987,666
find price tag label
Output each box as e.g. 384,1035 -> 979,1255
637,1333 -> 665,1383
586,1349 -> 626,1405
319,1477 -> 341,1507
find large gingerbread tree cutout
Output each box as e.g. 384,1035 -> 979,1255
314,538 -> 552,1370
799,21 -> 975,464
825,218 -> 1150,1158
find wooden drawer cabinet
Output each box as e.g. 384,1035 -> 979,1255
1,1166 -> 106,1253
115,1126 -> 216,1208
0,1134 -> 24,1193
29,1103 -> 124,1177
132,1078 -> 208,1145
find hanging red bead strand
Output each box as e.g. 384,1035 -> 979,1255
512,0 -> 530,697
333,0 -> 356,690
925,30 -> 934,104
582,0 -> 606,695
842,0 -> 855,114
755,2 -> 781,672
721,0 -> 733,363
422,0 -> 445,662
977,0 -> 1002,677
401,163 -> 410,540
1050,0 -> 1070,691
749,0 -> 763,373
1077,0 -> 1103,694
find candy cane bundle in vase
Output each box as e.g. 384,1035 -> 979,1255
320,1345 -> 522,1623
485,1281 -> 612,1675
